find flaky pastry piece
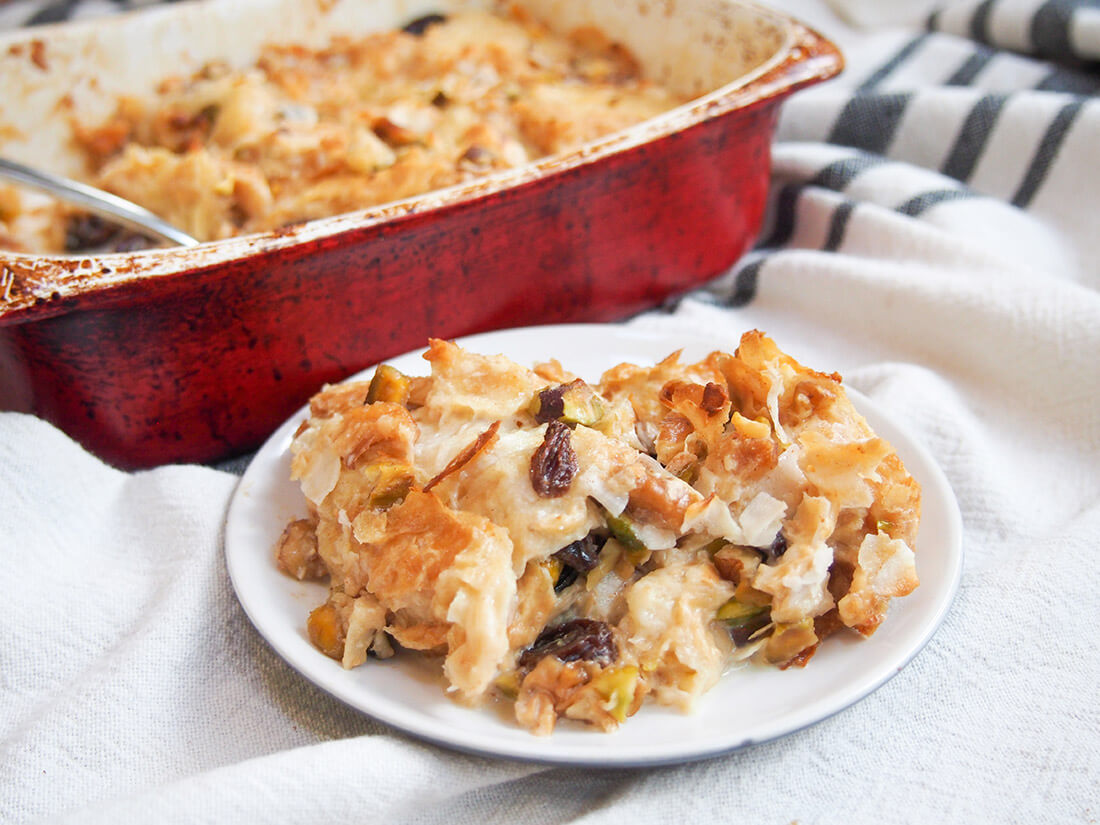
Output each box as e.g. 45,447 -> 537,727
275,332 -> 920,734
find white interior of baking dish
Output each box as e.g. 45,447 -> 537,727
0,0 -> 789,178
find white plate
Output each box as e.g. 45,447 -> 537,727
225,323 -> 963,767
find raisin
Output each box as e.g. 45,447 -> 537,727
758,531 -> 788,562
553,565 -> 578,593
552,533 -> 605,573
533,379 -> 603,426
402,12 -> 447,35
533,383 -> 568,424
718,600 -> 772,646
518,619 -> 617,669
64,214 -> 154,253
64,213 -> 118,251
551,533 -> 605,592
530,420 -> 577,497
729,612 -> 772,646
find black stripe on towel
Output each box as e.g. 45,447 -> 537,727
858,35 -> 931,91
828,92 -> 915,155
1036,66 -> 1100,94
811,154 -> 889,192
1031,0 -> 1079,60
26,0 -> 79,24
758,183 -> 804,249
968,0 -> 998,43
940,93 -> 1009,182
1011,98 -> 1085,207
823,202 -> 857,252
945,48 -> 996,86
722,259 -> 766,307
927,0 -> 997,41
896,189 -> 974,217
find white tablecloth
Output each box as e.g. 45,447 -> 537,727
2,1 -> 1097,822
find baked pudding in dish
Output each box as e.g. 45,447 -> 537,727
275,331 -> 920,735
1,7 -> 684,253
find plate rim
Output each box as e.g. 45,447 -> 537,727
224,322 -> 964,767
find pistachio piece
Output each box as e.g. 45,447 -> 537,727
362,459 -> 415,509
533,379 -> 605,427
494,670 -> 522,699
589,665 -> 641,723
716,598 -> 771,645
366,364 -> 410,405
604,511 -> 646,553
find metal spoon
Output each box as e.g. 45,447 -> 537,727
0,156 -> 200,248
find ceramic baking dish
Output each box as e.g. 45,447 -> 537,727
0,0 -> 841,468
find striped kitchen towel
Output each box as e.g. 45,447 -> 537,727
699,0 -> 1099,311
0,0 -> 181,29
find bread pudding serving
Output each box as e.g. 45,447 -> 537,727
274,332 -> 920,735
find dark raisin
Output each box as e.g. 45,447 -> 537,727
518,618 -> 617,669
533,379 -> 604,426
402,12 -> 447,35
553,533 -> 605,573
551,534 -> 606,593
553,565 -> 578,593
717,599 -> 772,645
728,610 -> 772,646
757,531 -> 788,562
65,213 -> 119,251
430,90 -> 450,107
63,214 -> 155,252
534,383 -> 568,424
530,420 -> 577,497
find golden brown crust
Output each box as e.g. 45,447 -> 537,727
352,491 -> 467,609
308,381 -> 372,419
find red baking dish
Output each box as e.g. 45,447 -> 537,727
0,0 -> 841,468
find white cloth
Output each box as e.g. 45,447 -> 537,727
2,1 -> 1098,822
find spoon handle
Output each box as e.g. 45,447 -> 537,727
0,156 -> 200,248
